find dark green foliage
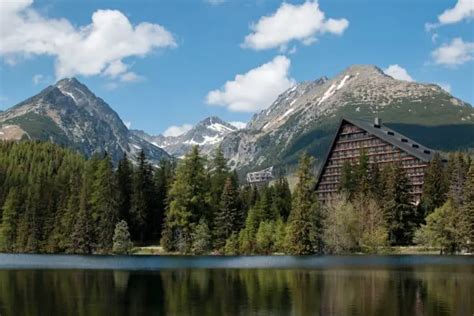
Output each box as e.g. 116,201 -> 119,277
0,189 -> 20,252
271,178 -> 292,220
130,150 -> 157,243
154,159 -> 175,241
420,153 -> 448,217
91,156 -> 119,253
161,146 -> 210,252
213,177 -> 241,250
116,154 -> 133,223
339,160 -> 356,198
286,153 -> 323,255
112,220 -> 133,254
383,164 -> 416,245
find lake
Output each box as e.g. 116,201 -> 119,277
0,254 -> 472,315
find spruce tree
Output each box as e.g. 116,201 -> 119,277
462,161 -> 474,253
355,150 -> 370,195
420,153 -> 448,217
161,146 -> 210,251
383,164 -> 415,245
130,150 -> 156,243
271,177 -> 292,220
447,152 -> 468,207
0,189 -> 20,252
154,159 -> 175,242
112,220 -> 134,254
116,153 -> 133,223
340,160 -> 356,198
91,155 -> 119,252
286,153 -> 323,255
369,163 -> 384,201
213,177 -> 241,250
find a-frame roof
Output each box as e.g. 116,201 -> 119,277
315,117 -> 435,188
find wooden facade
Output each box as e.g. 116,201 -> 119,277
315,118 -> 435,204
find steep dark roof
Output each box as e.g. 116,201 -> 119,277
315,117 -> 435,188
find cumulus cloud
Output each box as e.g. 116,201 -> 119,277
432,38 -> 474,66
438,0 -> 474,25
242,1 -> 349,51
163,124 -> 193,137
0,0 -> 176,79
206,55 -> 295,112
426,0 -> 474,30
32,74 -> 46,85
383,64 -> 414,82
230,121 -> 247,129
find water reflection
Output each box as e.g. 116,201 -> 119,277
0,266 -> 472,315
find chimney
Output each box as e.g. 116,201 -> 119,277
374,117 -> 381,128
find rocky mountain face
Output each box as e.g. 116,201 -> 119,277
220,65 -> 474,174
0,78 -> 170,164
132,116 -> 238,158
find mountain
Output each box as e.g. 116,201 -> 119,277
221,65 -> 474,175
0,78 -> 170,164
132,116 -> 238,158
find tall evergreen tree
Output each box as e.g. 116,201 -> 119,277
355,150 -> 370,195
161,146 -> 210,251
383,164 -> 415,245
286,153 -> 323,255
154,159 -> 175,242
420,153 -> 448,217
272,177 -> 292,220
91,155 -> 119,252
447,152 -> 468,207
340,160 -> 356,198
116,153 -> 133,223
213,177 -> 241,250
130,150 -> 156,243
462,161 -> 474,253
369,163 -> 384,201
0,188 -> 20,252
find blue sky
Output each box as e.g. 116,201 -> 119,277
0,0 -> 473,136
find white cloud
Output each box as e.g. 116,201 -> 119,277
432,38 -> 474,66
0,1 -> 176,79
230,121 -> 247,129
383,64 -> 414,82
206,55 -> 295,112
242,1 -> 349,51
426,0 -> 474,30
119,72 -> 143,82
163,124 -> 193,137
438,0 -> 474,25
437,82 -> 452,93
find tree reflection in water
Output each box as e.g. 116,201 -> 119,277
0,266 -> 472,315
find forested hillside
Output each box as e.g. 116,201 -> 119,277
0,141 -> 472,254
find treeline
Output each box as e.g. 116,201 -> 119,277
0,141 -> 472,255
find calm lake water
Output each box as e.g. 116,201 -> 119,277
0,255 -> 472,316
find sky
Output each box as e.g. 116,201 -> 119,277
0,0 -> 473,136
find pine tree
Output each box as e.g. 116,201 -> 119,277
130,150 -> 156,243
69,207 -> 93,254
462,161 -> 474,253
420,153 -> 448,217
161,146 -> 210,251
191,219 -> 211,255
340,160 -> 356,198
213,177 -> 241,250
447,152 -> 468,207
369,163 -> 384,201
355,150 -> 370,195
0,189 -> 20,252
116,153 -> 133,223
286,153 -> 323,255
112,220 -> 134,254
256,221 -> 275,254
271,177 -> 292,220
383,164 -> 415,245
154,159 -> 175,242
91,155 -> 119,252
